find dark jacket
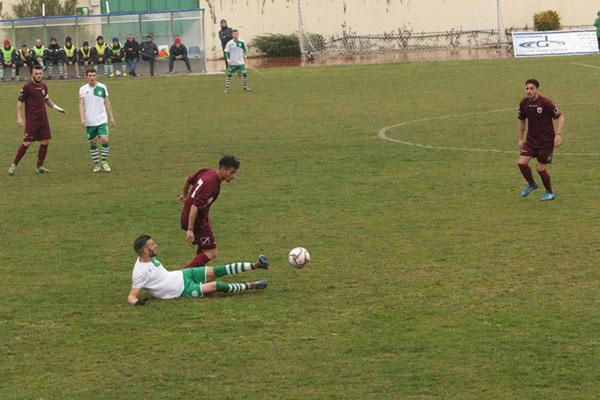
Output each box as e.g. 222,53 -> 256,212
169,43 -> 188,59
140,41 -> 158,59
219,27 -> 233,49
124,39 -> 140,59
44,43 -> 64,61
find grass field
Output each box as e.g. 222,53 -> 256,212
1,55 -> 600,399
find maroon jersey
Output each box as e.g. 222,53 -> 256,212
18,81 -> 49,126
180,168 -> 221,230
518,95 -> 561,146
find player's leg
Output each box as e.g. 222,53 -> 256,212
536,150 -> 554,200
224,65 -> 235,93
8,141 -> 33,175
168,57 -> 174,73
87,128 -> 101,172
207,255 -> 270,279
184,56 -> 191,72
180,267 -> 268,298
241,65 -> 251,91
36,138 -> 51,173
74,61 -> 80,79
183,224 -> 218,269
518,149 -> 537,196
98,125 -> 111,171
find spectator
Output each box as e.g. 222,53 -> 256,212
219,19 -> 233,68
595,10 -> 600,51
169,38 -> 192,73
44,37 -> 64,79
31,38 -> 45,70
1,39 -> 17,81
108,36 -> 127,77
140,35 -> 158,76
16,44 -> 33,81
92,35 -> 111,77
78,41 -> 94,69
124,34 -> 140,77
62,36 -> 80,79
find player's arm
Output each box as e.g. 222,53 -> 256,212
518,119 -> 526,149
104,96 -> 116,127
45,97 -> 67,115
186,205 -> 199,243
177,178 -> 191,204
554,114 -> 565,148
79,97 -> 86,128
16,100 -> 24,127
127,287 -> 149,306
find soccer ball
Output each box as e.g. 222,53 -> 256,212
115,70 -> 122,77
288,247 -> 310,268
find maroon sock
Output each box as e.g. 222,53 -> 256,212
37,144 -> 48,168
518,163 -> 536,186
538,169 -> 552,193
183,252 -> 209,269
13,144 -> 29,165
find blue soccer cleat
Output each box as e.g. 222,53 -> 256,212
249,280 -> 268,290
541,192 -> 555,201
521,183 -> 538,197
256,255 -> 270,270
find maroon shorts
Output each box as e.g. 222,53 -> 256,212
193,219 -> 216,253
24,122 -> 51,142
520,141 -> 553,164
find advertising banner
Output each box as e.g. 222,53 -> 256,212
512,30 -> 599,57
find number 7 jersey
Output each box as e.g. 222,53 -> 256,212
180,168 -> 221,230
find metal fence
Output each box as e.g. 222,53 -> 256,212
0,9 -> 206,71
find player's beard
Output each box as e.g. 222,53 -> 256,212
32,76 -> 42,84
148,249 -> 157,257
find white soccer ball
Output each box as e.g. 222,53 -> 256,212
115,70 -> 122,77
288,247 -> 310,268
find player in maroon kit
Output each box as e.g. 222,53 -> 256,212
517,79 -> 564,201
177,155 -> 240,269
7,65 -> 67,175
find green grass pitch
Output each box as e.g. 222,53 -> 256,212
1,55 -> 600,399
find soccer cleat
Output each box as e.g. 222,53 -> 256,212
93,165 -> 101,173
75,74 -> 81,79
36,166 -> 51,174
520,183 -> 538,197
122,72 -> 128,77
47,75 -> 52,80
541,192 -> 555,201
102,162 -> 111,172
109,73 -> 114,78
7,164 -> 17,176
243,87 -> 252,92
223,88 -> 229,94
248,280 -> 268,290
256,255 -> 270,269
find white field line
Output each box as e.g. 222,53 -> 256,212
378,105 -> 600,157
570,62 -> 600,70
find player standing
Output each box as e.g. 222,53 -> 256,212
79,68 -> 116,172
517,79 -> 565,201
178,156 -> 240,269
223,30 -> 251,93
7,65 -> 67,176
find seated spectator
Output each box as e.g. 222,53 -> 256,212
124,34 -> 140,77
44,37 -> 64,79
92,35 -> 111,76
62,36 -> 80,79
0,39 -> 17,81
30,38 -> 45,70
140,35 -> 158,76
108,36 -> 127,77
16,44 -> 33,81
169,38 -> 192,73
78,41 -> 94,69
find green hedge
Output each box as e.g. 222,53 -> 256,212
534,10 -> 561,31
252,33 -> 325,57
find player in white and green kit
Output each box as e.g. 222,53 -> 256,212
78,68 -> 115,172
127,235 -> 269,306
224,30 -> 251,93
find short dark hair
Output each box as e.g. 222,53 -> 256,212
146,35 -> 153,39
219,155 -> 240,169
232,29 -> 239,33
32,65 -> 43,71
21,44 -> 27,48
134,235 -> 151,255
85,68 -> 97,75
525,78 -> 540,88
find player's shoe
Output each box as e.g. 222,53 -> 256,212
520,183 -> 538,197
109,73 -> 114,78
541,192 -> 555,201
248,280 -> 268,290
223,88 -> 229,94
102,162 -> 111,172
7,164 -> 17,176
122,72 -> 128,77
36,166 -> 51,174
93,165 -> 101,173
75,74 -> 81,79
47,75 -> 52,80
243,87 -> 252,92
256,255 -> 270,270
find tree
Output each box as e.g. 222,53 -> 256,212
12,0 -> 77,18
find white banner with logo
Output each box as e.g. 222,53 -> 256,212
512,30 -> 599,57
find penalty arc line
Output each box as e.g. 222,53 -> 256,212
378,105 -> 600,157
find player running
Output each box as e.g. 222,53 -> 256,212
79,68 -> 116,172
178,156 -> 240,269
223,30 -> 251,93
517,78 -> 565,201
7,65 -> 67,175
127,235 -> 269,306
